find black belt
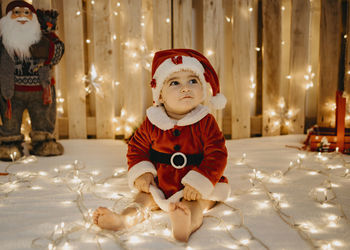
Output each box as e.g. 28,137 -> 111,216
149,147 -> 203,169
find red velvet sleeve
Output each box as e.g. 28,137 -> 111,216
127,118 -> 153,169
193,114 -> 227,185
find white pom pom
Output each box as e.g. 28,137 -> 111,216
210,93 -> 227,109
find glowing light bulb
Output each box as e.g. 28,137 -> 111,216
223,210 -> 233,215
91,170 -> 100,176
240,239 -> 250,245
39,171 -> 48,176
129,236 -> 142,244
207,50 -> 214,56
332,240 -> 343,247
280,202 -> 289,208
163,228 -> 172,236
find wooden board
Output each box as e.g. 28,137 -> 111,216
121,0 -> 144,137
231,0 -> 252,138
262,0 -> 282,136
33,0 -> 51,9
1,0 -> 12,16
305,0 -> 321,130
280,0 -> 291,126
152,0 -> 171,49
173,0 -> 193,49
62,0 -> 87,138
203,0 -> 224,130
318,0 -> 341,127
345,0 -> 350,112
91,1 -> 115,138
222,0 -> 233,136
288,0 -> 310,133
249,0 -> 258,118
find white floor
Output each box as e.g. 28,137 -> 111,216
0,135 -> 349,250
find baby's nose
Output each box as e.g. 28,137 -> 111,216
181,84 -> 190,92
181,87 -> 190,92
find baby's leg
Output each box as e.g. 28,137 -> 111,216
169,199 -> 215,242
93,192 -> 158,231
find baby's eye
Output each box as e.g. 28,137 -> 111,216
189,79 -> 198,84
169,81 -> 180,86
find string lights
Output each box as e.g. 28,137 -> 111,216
265,97 -> 298,134
0,141 -> 348,249
234,149 -> 349,249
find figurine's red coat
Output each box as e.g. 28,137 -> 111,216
127,113 -> 228,199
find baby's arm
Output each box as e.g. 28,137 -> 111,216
127,118 -> 158,190
134,172 -> 155,193
181,115 -> 228,199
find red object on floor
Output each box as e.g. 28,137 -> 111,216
305,91 -> 349,153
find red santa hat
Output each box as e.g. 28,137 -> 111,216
6,1 -> 36,14
150,48 -> 226,109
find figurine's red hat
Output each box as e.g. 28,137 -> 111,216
6,1 -> 36,14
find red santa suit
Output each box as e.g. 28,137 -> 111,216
127,104 -> 230,210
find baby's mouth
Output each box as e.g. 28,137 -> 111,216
181,95 -> 193,99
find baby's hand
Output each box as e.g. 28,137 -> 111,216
134,172 -> 155,193
183,184 -> 202,201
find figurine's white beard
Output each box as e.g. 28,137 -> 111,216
0,12 -> 41,60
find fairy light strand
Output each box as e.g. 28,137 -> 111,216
233,149 -> 350,249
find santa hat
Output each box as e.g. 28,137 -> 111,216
150,49 -> 226,109
6,1 -> 36,14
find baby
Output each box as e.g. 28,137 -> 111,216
93,49 -> 230,242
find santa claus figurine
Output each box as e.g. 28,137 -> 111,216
0,0 -> 64,161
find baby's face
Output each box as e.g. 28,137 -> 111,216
159,70 -> 204,117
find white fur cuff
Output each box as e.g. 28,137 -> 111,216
181,170 -> 214,198
128,161 -> 157,191
208,182 -> 231,201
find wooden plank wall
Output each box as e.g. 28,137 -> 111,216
318,0 -> 342,127
0,0 -> 348,140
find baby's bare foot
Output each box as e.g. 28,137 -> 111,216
93,207 -> 125,231
169,202 -> 192,242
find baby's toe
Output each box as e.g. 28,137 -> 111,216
177,202 -> 190,215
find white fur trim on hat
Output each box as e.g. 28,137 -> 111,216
210,93 -> 227,110
152,56 -> 207,105
128,161 -> 157,191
